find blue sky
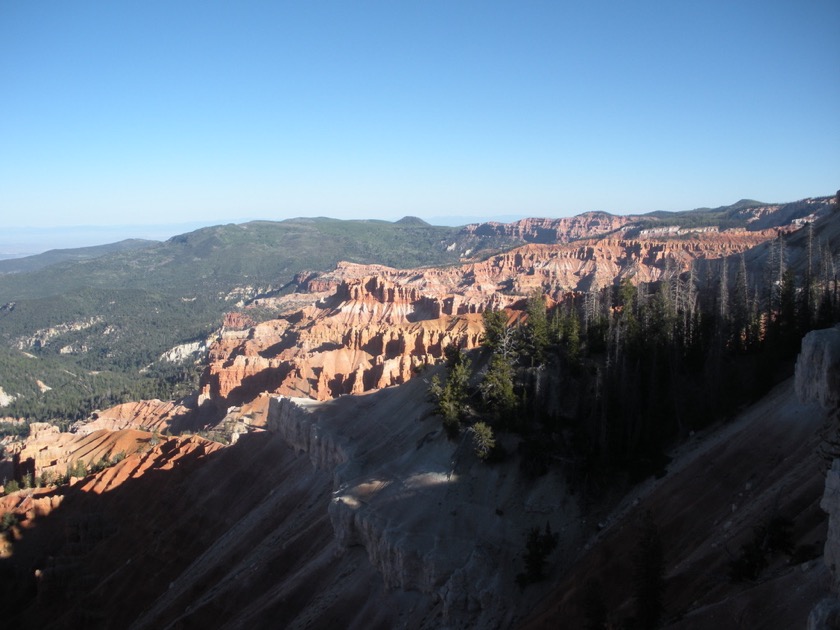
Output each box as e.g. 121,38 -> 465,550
1,0 -> 838,233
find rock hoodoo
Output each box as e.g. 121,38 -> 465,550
202,230 -> 779,408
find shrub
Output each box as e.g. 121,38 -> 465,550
68,459 -> 87,478
471,422 -> 496,460
516,522 -> 559,587
1,511 -> 18,535
428,351 -> 472,439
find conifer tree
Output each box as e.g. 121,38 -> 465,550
523,291 -> 549,366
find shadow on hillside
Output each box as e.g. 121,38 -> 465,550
2,374 -> 545,629
0,430 -> 304,629
160,395 -> 225,435
0,413 -> 483,630
223,364 -> 294,406
258,331 -> 300,359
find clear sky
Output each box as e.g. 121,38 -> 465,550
1,0 -> 838,230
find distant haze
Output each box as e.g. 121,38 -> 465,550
0,223 -> 216,258
0,213 -> 539,258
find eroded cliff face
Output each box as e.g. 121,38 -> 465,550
202,270 -> 490,406
202,229 -> 778,408
796,328 -> 840,606
797,326 -> 840,413
3,423 -> 154,482
265,377 -> 581,628
3,375 -> 577,629
461,212 -> 632,243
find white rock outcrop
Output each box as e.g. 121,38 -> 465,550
266,384 -> 578,629
0,386 -> 14,407
267,396 -> 349,471
796,326 -> 840,411
802,327 -> 840,626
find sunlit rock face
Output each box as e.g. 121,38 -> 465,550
461,213 -> 634,245
203,231 -> 775,408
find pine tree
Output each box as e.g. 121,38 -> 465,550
471,422 -> 496,460
481,309 -> 508,352
516,522 -> 559,587
480,352 -> 517,424
523,291 -> 549,366
732,255 -> 750,350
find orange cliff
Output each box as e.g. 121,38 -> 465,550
201,272 -> 491,406
200,229 -> 777,408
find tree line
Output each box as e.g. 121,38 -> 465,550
430,229 -> 840,486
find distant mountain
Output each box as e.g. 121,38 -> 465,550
0,221 -> 222,259
631,196 -> 832,233
393,215 -> 431,226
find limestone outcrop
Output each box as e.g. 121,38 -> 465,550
202,270 -> 490,406
461,212 -> 632,243
72,399 -> 195,435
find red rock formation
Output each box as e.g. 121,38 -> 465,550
203,229 -> 776,407
5,423 -> 159,481
462,212 -> 632,243
204,294 -> 486,405
76,399 -> 194,435
222,311 -> 255,331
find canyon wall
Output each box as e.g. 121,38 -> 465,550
202,231 -> 777,410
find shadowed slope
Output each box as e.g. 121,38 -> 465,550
522,378 -> 826,629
